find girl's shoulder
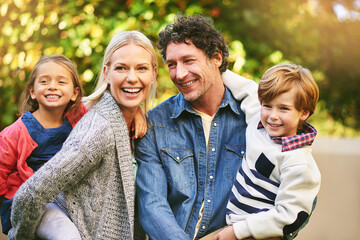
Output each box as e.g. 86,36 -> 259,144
1,115 -> 27,136
66,103 -> 88,127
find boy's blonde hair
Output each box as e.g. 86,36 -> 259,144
19,54 -> 83,119
258,63 -> 319,118
83,31 -> 157,110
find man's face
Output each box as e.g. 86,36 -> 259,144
165,41 -> 221,103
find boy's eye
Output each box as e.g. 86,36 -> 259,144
280,107 -> 290,110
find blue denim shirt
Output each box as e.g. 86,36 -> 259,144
135,87 -> 247,239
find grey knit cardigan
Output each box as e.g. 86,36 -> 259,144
8,91 -> 145,240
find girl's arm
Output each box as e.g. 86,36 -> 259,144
131,106 -> 147,139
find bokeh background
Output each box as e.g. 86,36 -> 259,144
0,0 -> 359,239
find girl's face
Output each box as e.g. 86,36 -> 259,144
30,61 -> 79,113
105,44 -> 156,113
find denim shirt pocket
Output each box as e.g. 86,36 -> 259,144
225,145 -> 245,181
161,148 -> 195,190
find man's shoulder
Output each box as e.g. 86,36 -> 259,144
147,94 -> 181,120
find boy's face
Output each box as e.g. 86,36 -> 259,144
260,88 -> 310,137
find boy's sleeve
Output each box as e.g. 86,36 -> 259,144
222,70 -> 260,123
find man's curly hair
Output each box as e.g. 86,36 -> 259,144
157,14 -> 229,73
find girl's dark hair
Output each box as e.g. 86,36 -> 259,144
157,14 -> 229,73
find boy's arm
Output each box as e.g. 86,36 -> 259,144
232,156 -> 320,239
132,106 -> 147,139
222,70 -> 260,123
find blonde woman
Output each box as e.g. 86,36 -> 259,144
8,31 -> 157,240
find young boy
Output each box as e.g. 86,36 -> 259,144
214,63 -> 321,240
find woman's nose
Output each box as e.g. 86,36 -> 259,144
126,69 -> 137,82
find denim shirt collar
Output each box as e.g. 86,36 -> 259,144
171,86 -> 241,118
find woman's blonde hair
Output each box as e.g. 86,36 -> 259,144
258,63 -> 319,118
18,54 -> 83,118
83,31 -> 157,110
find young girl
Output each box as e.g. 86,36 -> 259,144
0,54 -> 87,237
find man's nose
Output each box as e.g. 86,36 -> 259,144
175,63 -> 188,80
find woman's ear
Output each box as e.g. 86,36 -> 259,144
103,65 -> 109,83
152,66 -> 158,84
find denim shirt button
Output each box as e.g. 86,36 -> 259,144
200,153 -> 204,157
176,156 -> 180,160
213,122 -> 217,127
209,175 -> 214,179
202,225 -> 206,230
207,199 -> 211,203
211,148 -> 216,152
199,181 -> 203,185
241,151 -> 245,154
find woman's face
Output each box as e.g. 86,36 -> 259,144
105,44 -> 156,113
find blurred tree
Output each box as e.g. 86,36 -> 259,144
0,0 -> 359,132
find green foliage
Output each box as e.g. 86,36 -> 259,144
1,0 -> 359,136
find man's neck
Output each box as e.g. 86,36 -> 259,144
190,83 -> 225,116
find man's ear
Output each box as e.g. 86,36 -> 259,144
212,51 -> 223,68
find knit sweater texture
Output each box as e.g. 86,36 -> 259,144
8,91 -> 144,240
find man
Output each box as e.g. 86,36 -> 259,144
135,14 -> 294,240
